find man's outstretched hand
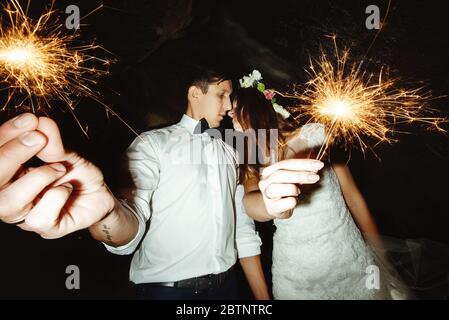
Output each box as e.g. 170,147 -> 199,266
0,113 -> 115,239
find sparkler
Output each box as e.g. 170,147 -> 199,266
276,37 -> 447,160
0,0 -> 134,136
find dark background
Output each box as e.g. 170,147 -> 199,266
0,0 -> 448,299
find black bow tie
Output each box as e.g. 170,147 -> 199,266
194,118 -> 226,139
194,118 -> 211,134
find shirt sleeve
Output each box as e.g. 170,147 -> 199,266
103,133 -> 161,255
235,184 -> 262,258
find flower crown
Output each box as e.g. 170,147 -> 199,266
239,70 -> 291,119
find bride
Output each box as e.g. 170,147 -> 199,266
230,74 -> 411,299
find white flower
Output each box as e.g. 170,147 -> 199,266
239,76 -> 253,88
273,103 -> 291,119
252,70 -> 262,81
239,70 -> 263,88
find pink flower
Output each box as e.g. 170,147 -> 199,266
263,89 -> 276,100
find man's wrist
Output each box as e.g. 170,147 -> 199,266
88,196 -> 120,238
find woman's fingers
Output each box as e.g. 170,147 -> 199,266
260,169 -> 320,188
266,197 -> 298,218
258,159 -> 324,218
261,159 -> 324,178
263,183 -> 300,200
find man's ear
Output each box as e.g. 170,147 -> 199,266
188,85 -> 201,101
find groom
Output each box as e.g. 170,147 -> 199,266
0,62 -> 324,299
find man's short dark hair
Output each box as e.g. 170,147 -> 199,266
181,60 -> 231,95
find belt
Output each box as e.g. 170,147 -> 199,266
143,268 -> 232,292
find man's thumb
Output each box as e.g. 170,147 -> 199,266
36,117 -> 68,163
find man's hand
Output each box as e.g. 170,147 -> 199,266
0,113 -> 115,239
258,159 -> 324,218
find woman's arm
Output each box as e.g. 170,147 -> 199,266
333,163 -> 383,249
239,255 -> 271,300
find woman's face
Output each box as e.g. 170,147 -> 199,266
228,101 -> 244,132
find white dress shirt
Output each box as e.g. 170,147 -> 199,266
104,115 -> 261,284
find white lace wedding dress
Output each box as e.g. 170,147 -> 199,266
263,124 -> 409,299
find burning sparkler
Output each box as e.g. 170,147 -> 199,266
276,37 -> 447,160
0,0 -> 124,135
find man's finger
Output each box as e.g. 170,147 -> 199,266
25,183 -> 73,235
36,117 -> 69,163
261,159 -> 324,178
0,131 -> 47,187
0,113 -> 39,147
0,163 -> 67,223
13,166 -> 31,180
37,117 -> 106,191
260,169 -> 320,188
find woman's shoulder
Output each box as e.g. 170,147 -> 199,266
297,123 -> 326,148
284,123 -> 325,157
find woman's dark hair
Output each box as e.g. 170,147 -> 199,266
233,87 -> 290,183
234,87 -> 279,134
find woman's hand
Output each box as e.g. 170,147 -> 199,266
258,159 -> 324,218
242,159 -> 324,221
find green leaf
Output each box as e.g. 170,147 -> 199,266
257,82 -> 266,92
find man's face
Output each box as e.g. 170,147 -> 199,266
197,80 -> 233,128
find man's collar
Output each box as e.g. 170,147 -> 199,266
178,114 -> 200,134
179,114 -> 214,135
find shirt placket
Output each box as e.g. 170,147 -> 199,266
204,137 -> 224,272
